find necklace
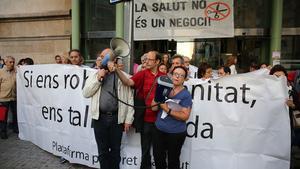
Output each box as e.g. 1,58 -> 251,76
171,86 -> 183,96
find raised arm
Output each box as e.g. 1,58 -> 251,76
115,68 -> 135,86
108,61 -> 135,87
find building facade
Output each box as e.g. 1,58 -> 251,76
0,0 -> 299,72
0,0 -> 71,64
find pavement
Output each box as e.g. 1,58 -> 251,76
0,130 -> 92,169
1,129 -> 300,169
292,146 -> 300,169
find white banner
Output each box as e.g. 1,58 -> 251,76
134,0 -> 234,40
17,65 -> 290,169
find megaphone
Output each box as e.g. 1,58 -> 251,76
154,75 -> 173,103
101,37 -> 130,69
110,37 -> 130,58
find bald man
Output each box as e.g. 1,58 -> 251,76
100,48 -> 112,59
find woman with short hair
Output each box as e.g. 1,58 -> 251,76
152,66 -> 193,169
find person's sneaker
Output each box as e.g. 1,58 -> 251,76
1,131 -> 8,139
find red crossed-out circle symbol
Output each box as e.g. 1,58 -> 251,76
204,2 -> 231,21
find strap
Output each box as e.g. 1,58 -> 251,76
145,77 -> 158,103
135,69 -> 145,97
113,72 -> 117,97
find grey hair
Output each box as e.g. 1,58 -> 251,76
4,56 -> 15,62
171,54 -> 184,64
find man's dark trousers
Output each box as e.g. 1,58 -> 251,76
93,113 -> 123,169
0,101 -> 17,134
140,122 -> 156,169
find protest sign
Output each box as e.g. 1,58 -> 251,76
17,65 -> 290,169
134,0 -> 234,40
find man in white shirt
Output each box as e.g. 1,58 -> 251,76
183,56 -> 198,78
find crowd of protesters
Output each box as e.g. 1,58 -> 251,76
0,56 -> 34,139
86,50 -> 300,169
0,50 -> 299,169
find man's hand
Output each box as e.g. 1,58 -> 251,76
286,99 -> 296,109
124,123 -> 131,132
97,69 -> 106,81
107,61 -> 116,72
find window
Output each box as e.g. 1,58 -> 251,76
234,0 -> 271,28
283,0 -> 300,27
80,0 -> 116,61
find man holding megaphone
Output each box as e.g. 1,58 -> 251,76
113,51 -> 166,169
82,48 -> 134,169
100,37 -> 130,70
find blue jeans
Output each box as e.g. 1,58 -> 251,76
93,114 -> 123,169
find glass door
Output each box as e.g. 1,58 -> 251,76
191,39 -> 221,68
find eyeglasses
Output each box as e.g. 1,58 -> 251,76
172,73 -> 185,78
